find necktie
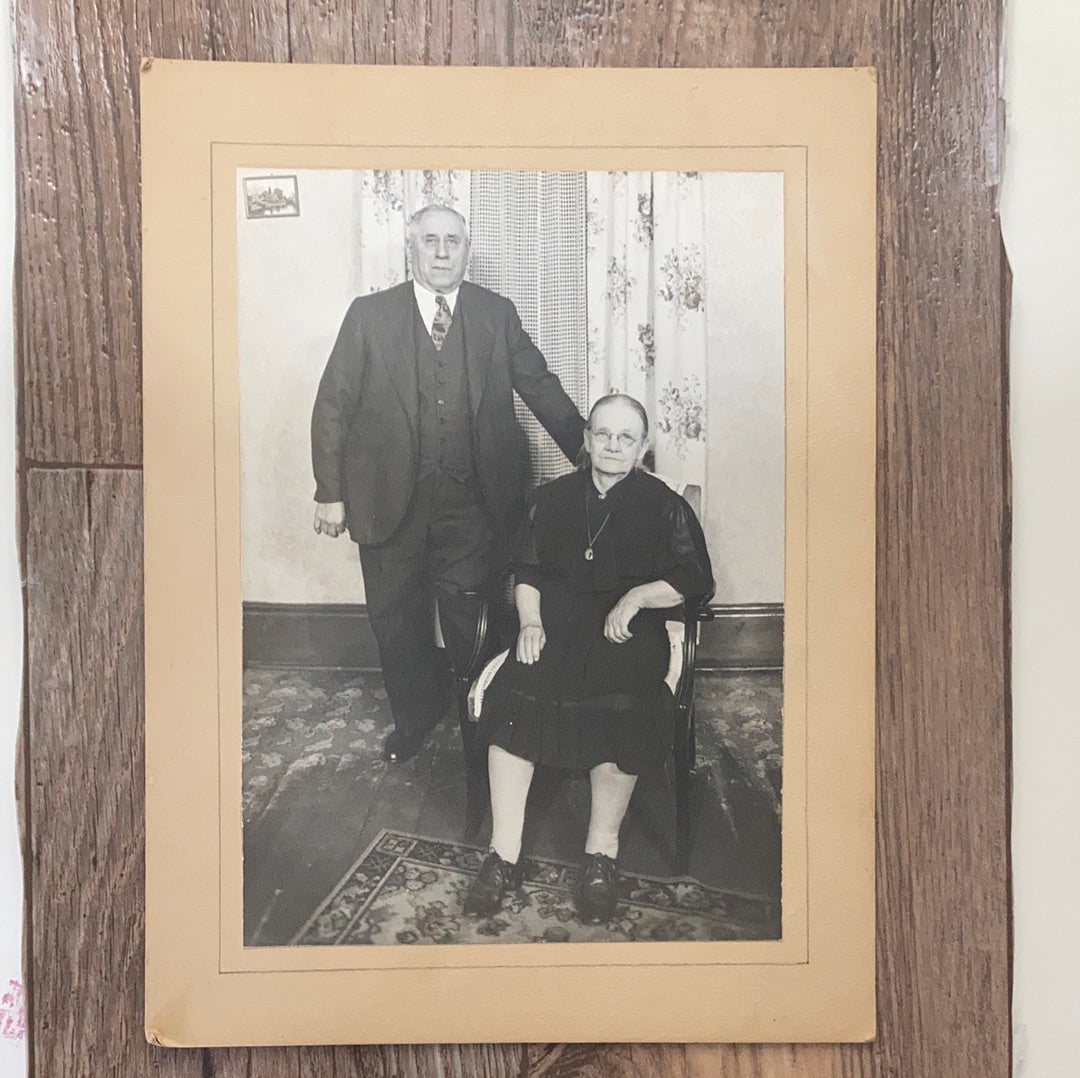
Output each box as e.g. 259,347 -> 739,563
431,294 -> 453,351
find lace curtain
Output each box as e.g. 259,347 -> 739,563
585,171 -> 712,499
469,171 -> 588,485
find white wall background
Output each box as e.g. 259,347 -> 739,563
1002,1 -> 1080,1074
238,169 -> 784,606
237,169 -> 368,606
0,1 -> 26,1070
704,172 -> 785,604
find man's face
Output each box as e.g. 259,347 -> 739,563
408,209 -> 470,293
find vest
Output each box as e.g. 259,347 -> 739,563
414,300 -> 476,483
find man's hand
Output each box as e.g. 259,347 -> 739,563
313,501 -> 347,538
604,592 -> 642,644
517,623 -> 547,665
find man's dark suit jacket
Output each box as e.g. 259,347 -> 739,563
311,280 -> 585,547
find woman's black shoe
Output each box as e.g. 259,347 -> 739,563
463,850 -> 524,916
576,852 -> 619,924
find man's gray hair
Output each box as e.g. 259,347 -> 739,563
406,203 -> 470,245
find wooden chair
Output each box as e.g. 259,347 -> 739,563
666,590 -> 716,874
433,573 -> 509,842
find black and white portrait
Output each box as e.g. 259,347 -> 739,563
237,167 -> 785,948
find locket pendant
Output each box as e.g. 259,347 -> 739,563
585,484 -> 613,563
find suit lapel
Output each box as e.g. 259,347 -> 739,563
459,282 -> 492,415
379,282 -> 419,428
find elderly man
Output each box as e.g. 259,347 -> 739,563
311,204 -> 585,763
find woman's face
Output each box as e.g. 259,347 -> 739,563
585,400 -> 648,480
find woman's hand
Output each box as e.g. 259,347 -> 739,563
604,592 -> 643,644
517,623 -> 547,664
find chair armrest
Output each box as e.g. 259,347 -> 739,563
684,596 -> 715,623
667,596 -> 713,708
468,649 -> 510,722
460,565 -> 514,602
664,620 -> 685,694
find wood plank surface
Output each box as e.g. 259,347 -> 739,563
23,469 -> 193,1078
16,0 -> 1010,1075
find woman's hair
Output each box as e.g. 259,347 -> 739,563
586,393 -> 650,440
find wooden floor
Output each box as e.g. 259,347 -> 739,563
17,0 -> 1010,1073
242,668 -> 782,947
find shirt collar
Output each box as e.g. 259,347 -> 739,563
412,279 -> 459,328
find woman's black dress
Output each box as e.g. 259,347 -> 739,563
478,467 -> 714,775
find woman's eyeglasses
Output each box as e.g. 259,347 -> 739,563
588,428 -> 640,449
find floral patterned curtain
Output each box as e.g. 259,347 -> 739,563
585,172 -> 710,498
349,170 -> 471,294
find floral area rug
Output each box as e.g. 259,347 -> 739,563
242,669 -> 389,825
290,830 -> 780,946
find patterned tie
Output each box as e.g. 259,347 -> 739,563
431,294 -> 453,351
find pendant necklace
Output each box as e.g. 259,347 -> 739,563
585,489 -> 613,561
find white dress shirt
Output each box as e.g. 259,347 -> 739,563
412,280 -> 460,335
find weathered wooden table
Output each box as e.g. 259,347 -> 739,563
15,0 -> 1009,1073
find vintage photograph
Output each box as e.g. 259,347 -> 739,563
238,167 -> 786,948
143,63 -> 875,1045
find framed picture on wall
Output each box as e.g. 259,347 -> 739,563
242,174 -> 300,218
142,61 -> 876,1047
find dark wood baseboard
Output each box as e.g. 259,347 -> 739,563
242,601 -> 784,673
696,603 -> 784,672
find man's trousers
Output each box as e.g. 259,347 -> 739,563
357,471 -> 506,738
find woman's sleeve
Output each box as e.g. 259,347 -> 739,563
659,496 -> 715,602
513,498 -> 545,590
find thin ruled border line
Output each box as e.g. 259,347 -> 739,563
211,143 -> 807,975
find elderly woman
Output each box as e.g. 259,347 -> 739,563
464,393 -> 714,923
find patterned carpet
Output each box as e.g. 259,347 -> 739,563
290,830 -> 780,946
241,668 -> 783,828
242,670 -> 387,825
695,676 -> 783,820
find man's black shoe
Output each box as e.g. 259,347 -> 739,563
381,727 -> 431,764
463,849 -> 524,916
576,852 -> 619,924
